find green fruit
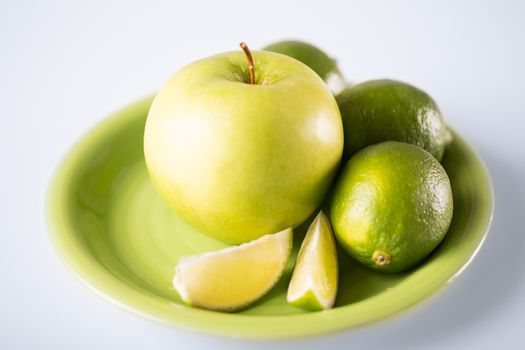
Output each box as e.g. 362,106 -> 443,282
287,211 -> 338,311
144,48 -> 343,244
263,40 -> 346,93
173,228 -> 292,311
336,79 -> 451,162
329,141 -> 453,273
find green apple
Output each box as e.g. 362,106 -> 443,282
144,46 -> 344,244
263,40 -> 346,93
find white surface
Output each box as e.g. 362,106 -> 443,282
1,0 -> 524,348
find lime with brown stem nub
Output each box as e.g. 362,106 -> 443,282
329,141 -> 453,273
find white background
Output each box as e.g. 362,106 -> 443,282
1,0 -> 525,349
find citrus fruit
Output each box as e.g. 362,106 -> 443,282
287,211 -> 338,311
263,40 -> 346,93
336,79 -> 451,162
173,228 -> 292,311
329,141 -> 453,273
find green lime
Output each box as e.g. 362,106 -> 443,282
287,211 -> 338,311
336,79 -> 451,162
263,40 -> 346,93
329,141 -> 453,273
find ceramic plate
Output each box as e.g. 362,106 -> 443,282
47,97 -> 493,339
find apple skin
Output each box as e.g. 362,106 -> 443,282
144,51 -> 344,244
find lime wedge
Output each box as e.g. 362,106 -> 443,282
173,228 -> 292,311
287,211 -> 338,310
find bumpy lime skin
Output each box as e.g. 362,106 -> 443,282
329,142 -> 453,273
336,79 -> 451,162
263,40 -> 344,84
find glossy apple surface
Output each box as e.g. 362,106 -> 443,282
144,50 -> 343,243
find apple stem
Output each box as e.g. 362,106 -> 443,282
240,42 -> 255,84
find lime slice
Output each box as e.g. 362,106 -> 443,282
173,228 -> 292,311
287,211 -> 338,310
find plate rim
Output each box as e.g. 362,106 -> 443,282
46,97 -> 494,339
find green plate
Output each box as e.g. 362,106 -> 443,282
47,97 -> 493,339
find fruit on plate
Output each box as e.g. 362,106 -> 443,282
144,43 -> 343,244
173,228 -> 292,311
263,40 -> 346,93
329,141 -> 453,273
336,79 -> 451,162
287,211 -> 338,311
